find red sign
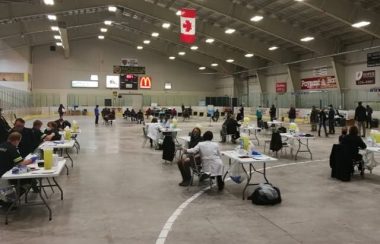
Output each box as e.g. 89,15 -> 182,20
301,76 -> 337,90
275,82 -> 287,93
180,9 -> 196,44
139,76 -> 152,89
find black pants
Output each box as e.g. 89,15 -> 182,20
319,122 -> 328,137
95,115 -> 99,125
328,120 -> 335,134
367,117 -> 372,128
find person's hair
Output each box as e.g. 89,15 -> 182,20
8,132 -> 22,142
341,127 -> 348,135
192,127 -> 201,135
151,118 -> 158,123
203,131 -> 213,141
33,120 -> 43,127
14,118 -> 25,124
47,121 -> 58,129
358,101 -> 362,106
96,105 -> 99,108
349,126 -> 359,136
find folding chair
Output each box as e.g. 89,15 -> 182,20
187,155 -> 213,190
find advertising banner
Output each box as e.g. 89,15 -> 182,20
355,70 -> 375,85
113,66 -> 146,74
139,76 -> 152,89
367,51 -> 380,67
275,82 -> 287,93
301,76 -> 337,90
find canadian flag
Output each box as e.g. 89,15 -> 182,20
180,8 -> 196,44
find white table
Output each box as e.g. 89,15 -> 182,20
40,140 -> 76,173
1,160 -> 66,224
281,133 -> 315,160
240,126 -> 261,145
59,129 -> 81,153
221,150 -> 277,200
268,121 -> 283,127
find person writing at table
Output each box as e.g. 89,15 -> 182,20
11,118 -> 34,158
184,131 -> 224,191
44,121 -> 61,141
177,127 -> 202,186
0,132 -> 38,205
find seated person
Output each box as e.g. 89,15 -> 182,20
147,118 -> 160,148
109,109 -> 116,120
130,109 -> 136,121
184,131 -> 224,190
44,121 -> 61,141
339,127 -> 347,144
0,132 -> 38,204
220,113 -> 240,143
123,108 -> 131,118
31,120 -> 53,151
212,109 -> 220,122
136,110 -> 144,124
55,118 -> 71,130
102,108 -> 110,122
177,127 -> 202,186
341,125 -> 366,167
145,108 -> 152,119
11,118 -> 34,158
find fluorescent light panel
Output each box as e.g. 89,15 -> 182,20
169,56 -> 176,60
226,59 -> 234,63
225,28 -> 236,34
178,51 -> 186,56
137,46 -> 143,50
100,28 -> 108,33
108,6 -> 117,12
44,0 -> 54,5
151,32 -> 159,37
190,46 -> 198,50
205,38 -> 215,43
162,23 -> 171,29
211,63 -> 218,67
245,53 -> 254,58
199,67 -> 206,70
352,21 -> 371,28
98,35 -> 105,39
268,46 -> 278,51
250,15 -> 263,22
300,36 -> 314,42
56,42 -> 62,46
104,20 -> 112,26
51,26 -> 59,31
143,40 -> 151,44
54,35 -> 61,40
47,14 -> 56,20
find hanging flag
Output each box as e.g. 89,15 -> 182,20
180,8 -> 196,44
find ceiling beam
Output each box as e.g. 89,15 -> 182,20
181,0 -> 337,55
301,0 -> 380,40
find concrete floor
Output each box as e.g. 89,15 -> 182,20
1,116 -> 380,244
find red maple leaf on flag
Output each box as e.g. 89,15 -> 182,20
183,20 -> 192,32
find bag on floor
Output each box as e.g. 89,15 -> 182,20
0,185 -> 16,203
249,183 -> 282,205
229,163 -> 246,184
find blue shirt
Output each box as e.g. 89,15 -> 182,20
95,107 -> 100,116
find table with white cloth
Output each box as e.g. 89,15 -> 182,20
267,120 -> 283,128
280,133 -> 315,160
221,150 -> 277,200
1,159 -> 66,224
240,126 -> 261,145
40,140 -> 76,174
363,144 -> 380,173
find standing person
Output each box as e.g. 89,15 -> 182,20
256,106 -> 263,128
58,104 -> 65,118
288,106 -> 296,123
94,105 -> 100,126
354,101 -> 367,137
366,105 -> 373,129
328,105 -> 335,135
239,105 -> 244,119
310,106 -> 318,132
181,104 -> 185,113
0,108 -> 11,144
269,104 -> 276,121
184,131 -> 224,191
318,108 -> 328,137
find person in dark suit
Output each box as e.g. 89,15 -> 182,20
341,126 -> 366,162
328,105 -> 335,134
354,101 -> 367,137
269,104 -> 276,121
318,108 -> 328,137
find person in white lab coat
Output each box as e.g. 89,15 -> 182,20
147,118 -> 160,148
185,131 -> 225,191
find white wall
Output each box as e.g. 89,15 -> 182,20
32,38 -> 217,105
0,44 -> 31,91
215,76 -> 234,97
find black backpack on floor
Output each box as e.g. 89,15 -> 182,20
248,184 -> 282,205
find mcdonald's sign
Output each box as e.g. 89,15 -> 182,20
139,76 -> 152,89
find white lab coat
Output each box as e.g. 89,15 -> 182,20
186,141 -> 224,176
147,123 -> 160,141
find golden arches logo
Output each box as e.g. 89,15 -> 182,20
140,76 -> 151,89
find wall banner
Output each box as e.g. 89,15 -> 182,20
355,70 -> 375,85
301,76 -> 337,90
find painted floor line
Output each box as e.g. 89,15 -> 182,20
155,158 -> 327,244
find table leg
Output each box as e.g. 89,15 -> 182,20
222,159 -> 232,181
241,163 -> 252,200
254,130 -> 260,146
65,148 -> 74,167
46,178 -> 55,193
52,177 -> 64,200
295,139 -> 301,160
5,180 -> 20,225
38,179 -> 52,221
306,139 -> 312,160
262,162 -> 269,183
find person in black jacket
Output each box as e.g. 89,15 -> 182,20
288,106 -> 296,123
44,121 -> 61,141
220,113 -> 240,143
328,105 -> 335,134
58,104 -> 65,118
354,101 -> 367,137
0,108 -> 11,144
341,126 -> 366,163
177,127 -> 202,186
366,105 -> 373,129
55,118 -> 71,130
11,118 -> 34,158
269,104 -> 276,121
310,106 -> 319,132
318,108 -> 328,137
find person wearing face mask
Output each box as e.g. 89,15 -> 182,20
44,121 -> 61,141
0,108 -> 11,144
31,120 -> 54,151
177,127 -> 202,186
10,118 -> 34,158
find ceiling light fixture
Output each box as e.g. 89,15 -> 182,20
100,28 -> 108,33
245,53 -> 254,58
176,10 -> 182,16
108,6 -> 117,12
143,40 -> 151,44
226,59 -> 234,63
43,0 -> 54,5
137,46 -> 143,50
225,28 -> 236,34
151,32 -> 159,37
352,21 -> 371,28
205,38 -> 215,43
169,56 -> 176,60
53,35 -> 61,40
211,63 -> 218,67
98,35 -> 105,40
300,36 -> 314,42
104,20 -> 113,26
294,0 -> 304,2
47,14 -> 56,21
199,67 -> 206,70
178,51 -> 186,56
162,23 -> 171,29
56,42 -> 63,46
268,46 -> 278,51
250,15 -> 263,22
190,46 -> 198,50
51,26 -> 59,31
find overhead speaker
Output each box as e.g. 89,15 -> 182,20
50,46 -> 56,51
